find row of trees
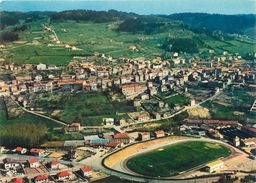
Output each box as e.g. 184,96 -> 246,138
0,123 -> 48,148
0,31 -> 19,43
51,10 -> 134,23
117,16 -> 167,34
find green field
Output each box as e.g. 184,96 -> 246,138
32,92 -> 134,126
2,15 -> 255,65
0,98 -> 61,129
127,141 -> 231,177
164,94 -> 190,106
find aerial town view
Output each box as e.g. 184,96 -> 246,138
0,0 -> 255,182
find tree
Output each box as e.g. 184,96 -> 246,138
0,123 -> 48,148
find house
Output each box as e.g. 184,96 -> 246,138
27,157 -> 40,168
34,174 -> 49,183
15,147 -> 27,154
154,130 -> 165,138
152,112 -> 161,119
3,158 -> 20,170
30,148 -> 45,157
205,160 -> 224,173
48,160 -> 60,169
119,118 -> 127,126
113,133 -> 130,144
104,118 -> 114,126
241,138 -> 256,147
37,63 -> 47,70
80,166 -> 93,177
57,170 -> 70,181
137,113 -> 150,122
66,123 -> 81,132
11,177 -> 23,183
139,132 -> 151,141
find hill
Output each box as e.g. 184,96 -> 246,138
0,10 -> 255,65
165,13 -> 256,38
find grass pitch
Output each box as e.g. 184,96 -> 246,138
126,141 -> 231,177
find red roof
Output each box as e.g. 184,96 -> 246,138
11,177 -> 23,183
184,119 -> 240,125
15,147 -> 24,152
35,174 -> 48,181
57,170 -> 70,177
105,142 -> 120,148
81,166 -> 93,172
122,83 -> 145,88
155,130 -> 165,135
244,126 -> 256,133
30,148 -> 44,153
49,160 -> 60,165
113,133 -> 130,139
27,157 -> 39,164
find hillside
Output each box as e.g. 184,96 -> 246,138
0,10 -> 255,65
165,13 -> 256,38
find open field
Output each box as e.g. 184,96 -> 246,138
164,94 -> 190,106
31,92 -> 134,126
0,97 -> 61,129
126,141 -> 231,177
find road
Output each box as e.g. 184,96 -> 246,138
121,90 -> 223,129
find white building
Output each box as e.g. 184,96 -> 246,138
205,160 -> 224,173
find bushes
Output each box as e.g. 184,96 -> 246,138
162,37 -> 204,53
0,31 -> 19,43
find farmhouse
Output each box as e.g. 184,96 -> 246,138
34,174 -> 49,183
137,112 -> 150,122
80,166 -> 93,177
48,160 -> 61,169
205,160 -> 224,173
3,158 -> 20,170
27,157 -> 40,168
57,170 -> 70,181
30,148 -> 45,157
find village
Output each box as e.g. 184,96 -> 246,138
0,51 -> 256,183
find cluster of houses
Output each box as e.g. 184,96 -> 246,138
84,130 -> 166,148
0,52 -> 255,128
180,118 -> 256,158
3,155 -> 94,183
1,52 -> 255,99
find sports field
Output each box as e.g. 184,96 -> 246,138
126,141 -> 231,177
